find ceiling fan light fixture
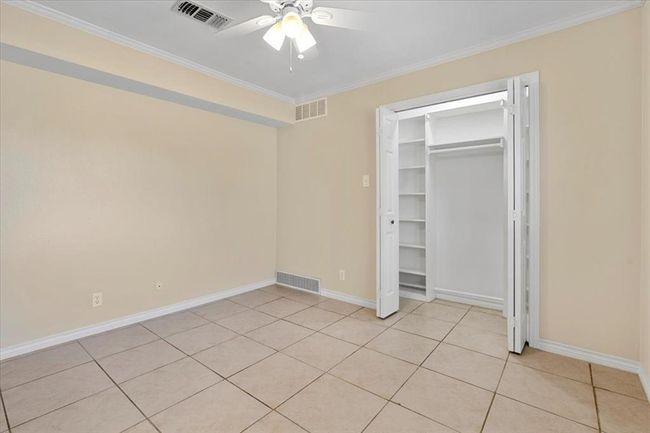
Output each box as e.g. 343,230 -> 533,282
281,9 -> 303,39
263,22 -> 285,50
295,24 -> 316,52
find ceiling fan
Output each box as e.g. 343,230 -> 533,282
218,0 -> 368,55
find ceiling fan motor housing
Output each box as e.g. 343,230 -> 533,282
268,0 -> 313,15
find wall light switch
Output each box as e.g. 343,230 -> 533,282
362,175 -> 370,188
339,269 -> 346,281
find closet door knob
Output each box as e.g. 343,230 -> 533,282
390,220 -> 395,224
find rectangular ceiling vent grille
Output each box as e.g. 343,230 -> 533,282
276,272 -> 320,293
172,1 -> 232,31
295,98 -> 327,122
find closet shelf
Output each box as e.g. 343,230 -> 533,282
428,136 -> 504,150
399,138 -> 425,145
399,165 -> 425,170
399,192 -> 425,196
400,243 -> 425,250
400,218 -> 425,223
399,282 -> 426,290
399,268 -> 426,276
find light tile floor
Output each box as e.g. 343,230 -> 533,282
0,285 -> 648,433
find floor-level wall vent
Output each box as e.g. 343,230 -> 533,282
276,272 -> 320,293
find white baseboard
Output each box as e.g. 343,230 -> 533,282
530,338 -> 640,373
639,365 -> 650,401
434,287 -> 503,310
319,287 -> 375,309
0,278 -> 275,361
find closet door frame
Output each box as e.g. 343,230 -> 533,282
376,73 -> 540,351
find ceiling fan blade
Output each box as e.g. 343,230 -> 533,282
309,7 -> 372,31
217,15 -> 276,38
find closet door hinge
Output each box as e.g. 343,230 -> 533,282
500,100 -> 515,114
508,316 -> 520,330
511,209 -> 521,223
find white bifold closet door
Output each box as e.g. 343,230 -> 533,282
376,107 -> 400,318
506,76 -> 531,354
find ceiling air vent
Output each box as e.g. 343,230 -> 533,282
172,0 -> 232,31
295,98 -> 327,122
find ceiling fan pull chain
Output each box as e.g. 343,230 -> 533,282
289,40 -> 294,73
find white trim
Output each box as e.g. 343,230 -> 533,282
530,338 -> 641,373
7,0 -> 641,105
320,288 -> 375,309
640,365 -> 650,401
7,0 -> 295,104
388,78 -> 508,115
434,288 -> 503,311
295,1 -> 642,103
0,278 -> 275,361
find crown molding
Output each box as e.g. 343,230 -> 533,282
294,0 -> 643,103
7,0 -> 642,107
6,0 -> 296,104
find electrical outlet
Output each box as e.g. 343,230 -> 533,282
362,175 -> 370,188
154,282 -> 162,290
339,269 -> 346,281
92,292 -> 103,308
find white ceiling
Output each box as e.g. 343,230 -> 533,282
26,0 -> 641,102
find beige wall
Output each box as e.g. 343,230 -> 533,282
277,9 -> 643,360
641,1 -> 650,379
0,61 -> 278,348
0,3 -> 295,125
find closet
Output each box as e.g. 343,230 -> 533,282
395,92 -> 508,305
377,74 -> 538,354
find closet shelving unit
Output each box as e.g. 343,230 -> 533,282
398,116 -> 427,299
396,95 -> 509,302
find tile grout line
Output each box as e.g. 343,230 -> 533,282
168,294 -> 356,430
359,400 -> 391,433
478,350 -> 510,433
6,290 -> 625,433
76,342 -> 164,433
589,363 -> 603,433
0,357 -> 97,393
367,306 -> 470,433
320,303 -> 464,431
4,382 -> 115,430
222,303 -> 377,418
492,360 -> 604,430
0,386 -> 11,432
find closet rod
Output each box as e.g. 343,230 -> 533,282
428,141 -> 503,155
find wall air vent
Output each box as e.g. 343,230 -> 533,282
276,272 -> 320,293
295,98 -> 327,122
172,0 -> 232,31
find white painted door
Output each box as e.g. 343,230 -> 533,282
377,107 -> 400,318
506,77 -> 530,353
